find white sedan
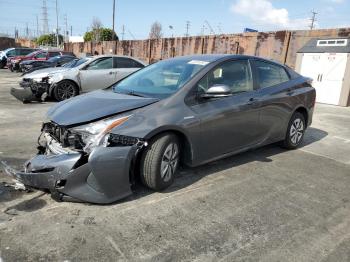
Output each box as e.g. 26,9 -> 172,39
13,55 -> 146,102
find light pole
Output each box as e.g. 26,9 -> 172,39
169,25 -> 174,38
56,0 -> 59,47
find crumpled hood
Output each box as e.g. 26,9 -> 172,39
47,89 -> 159,126
23,67 -> 70,79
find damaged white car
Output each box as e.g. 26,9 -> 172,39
11,55 -> 146,102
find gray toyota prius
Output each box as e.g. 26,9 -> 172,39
2,54 -> 316,204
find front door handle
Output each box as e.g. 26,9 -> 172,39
247,97 -> 257,105
286,88 -> 294,96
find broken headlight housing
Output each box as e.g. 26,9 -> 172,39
69,115 -> 132,153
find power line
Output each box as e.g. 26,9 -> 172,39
310,10 -> 317,30
121,24 -> 125,40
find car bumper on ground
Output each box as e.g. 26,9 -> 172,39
12,81 -> 51,102
0,134 -> 137,204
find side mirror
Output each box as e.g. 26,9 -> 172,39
200,84 -> 232,99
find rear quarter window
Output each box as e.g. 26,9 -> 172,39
254,60 -> 290,89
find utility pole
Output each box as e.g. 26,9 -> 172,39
121,25 -> 125,40
185,21 -> 190,37
70,25 -> 72,36
55,0 -> 59,47
112,0 -> 116,38
26,23 -> 29,39
310,10 -> 317,30
36,15 -> 39,37
64,14 -> 68,42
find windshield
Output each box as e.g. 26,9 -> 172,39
47,56 -> 60,62
62,58 -> 88,68
112,58 -> 208,98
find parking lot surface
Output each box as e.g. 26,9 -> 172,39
0,69 -> 349,261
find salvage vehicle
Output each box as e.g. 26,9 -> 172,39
20,55 -> 77,74
0,47 -> 37,69
11,57 -> 91,102
11,55 -> 146,102
8,50 -> 75,72
1,55 -> 316,204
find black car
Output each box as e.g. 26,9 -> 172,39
20,55 -> 77,74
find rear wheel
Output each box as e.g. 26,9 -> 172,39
140,133 -> 180,191
281,112 -> 305,149
53,80 -> 78,101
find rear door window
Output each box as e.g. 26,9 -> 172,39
49,52 -> 61,58
114,57 -> 144,68
253,60 -> 290,89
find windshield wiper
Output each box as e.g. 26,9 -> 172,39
125,91 -> 145,97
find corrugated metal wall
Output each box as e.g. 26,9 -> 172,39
64,28 -> 350,68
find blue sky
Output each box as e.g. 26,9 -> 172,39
0,0 -> 349,39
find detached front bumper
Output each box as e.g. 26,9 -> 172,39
11,81 -> 51,102
1,135 -> 137,204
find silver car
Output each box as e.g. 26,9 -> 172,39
11,55 -> 146,102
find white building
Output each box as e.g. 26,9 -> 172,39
295,38 -> 350,107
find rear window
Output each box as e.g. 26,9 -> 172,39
254,60 -> 290,89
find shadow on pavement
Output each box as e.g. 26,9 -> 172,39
127,127 -> 328,204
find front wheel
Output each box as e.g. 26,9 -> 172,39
281,112 -> 306,149
53,80 -> 79,101
140,133 -> 180,191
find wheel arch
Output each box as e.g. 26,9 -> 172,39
294,106 -> 309,127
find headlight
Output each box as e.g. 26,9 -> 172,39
33,77 -> 43,82
70,115 -> 131,153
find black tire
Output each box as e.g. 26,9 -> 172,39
140,133 -> 180,191
53,80 -> 79,101
281,112 -> 306,149
0,60 -> 5,69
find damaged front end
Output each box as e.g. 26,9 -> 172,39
11,77 -> 51,103
1,119 -> 147,204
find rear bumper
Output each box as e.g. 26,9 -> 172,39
0,137 -> 136,204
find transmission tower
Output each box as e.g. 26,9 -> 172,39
204,20 -> 215,35
309,10 -> 317,30
42,0 -> 49,34
185,21 -> 190,37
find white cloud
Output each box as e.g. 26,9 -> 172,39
328,0 -> 344,3
231,0 -> 309,30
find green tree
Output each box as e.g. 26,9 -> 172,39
83,28 -> 118,42
36,34 -> 63,46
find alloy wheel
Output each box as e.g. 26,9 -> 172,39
160,143 -> 179,182
290,118 -> 304,145
57,83 -> 75,100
